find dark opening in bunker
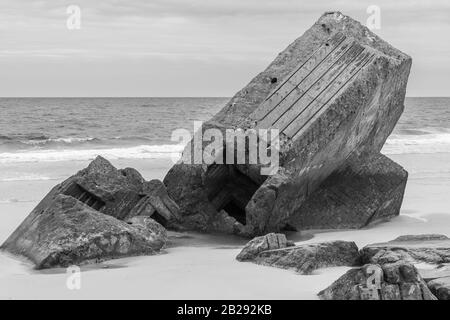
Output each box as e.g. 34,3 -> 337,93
63,182 -> 106,211
222,201 -> 247,225
151,211 -> 168,227
204,164 -> 267,225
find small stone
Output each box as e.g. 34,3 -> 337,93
238,238 -> 360,275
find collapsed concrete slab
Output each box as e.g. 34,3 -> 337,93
0,195 -> 166,269
164,12 -> 412,236
0,157 -> 181,268
26,156 -> 180,227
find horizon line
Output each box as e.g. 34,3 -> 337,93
0,96 -> 448,99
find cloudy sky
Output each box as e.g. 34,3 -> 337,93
0,0 -> 449,97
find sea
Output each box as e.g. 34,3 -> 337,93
0,97 -> 449,186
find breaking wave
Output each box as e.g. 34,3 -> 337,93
2,127 -> 450,163
0,144 -> 184,163
0,199 -> 36,204
0,135 -> 155,148
0,175 -> 54,182
383,128 -> 450,155
23,137 -> 97,145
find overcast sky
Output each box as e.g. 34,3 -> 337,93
0,0 -> 449,97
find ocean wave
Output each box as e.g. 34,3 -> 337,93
0,175 -> 55,182
0,134 -> 97,147
0,133 -> 50,140
2,126 -> 450,161
0,199 -> 36,204
21,137 -> 97,146
0,144 -> 184,163
383,131 -> 450,154
396,127 -> 450,135
0,135 -> 160,148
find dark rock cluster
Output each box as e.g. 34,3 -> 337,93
236,233 -> 450,300
318,234 -> 450,299
318,262 -> 436,300
360,234 -> 450,300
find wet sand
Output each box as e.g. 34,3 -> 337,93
1,153 -> 449,299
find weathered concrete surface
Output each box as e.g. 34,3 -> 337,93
237,234 -> 360,275
0,195 -> 166,269
1,157 -> 180,268
126,179 -> 182,227
164,11 -> 411,236
289,151 -> 408,229
318,263 -> 436,300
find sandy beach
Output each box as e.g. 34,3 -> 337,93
1,0 -> 450,305
1,152 -> 449,300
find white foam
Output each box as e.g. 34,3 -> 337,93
0,199 -> 35,204
22,137 -> 96,145
0,144 -> 184,163
0,175 -> 54,182
383,132 -> 450,154
3,131 -> 450,163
